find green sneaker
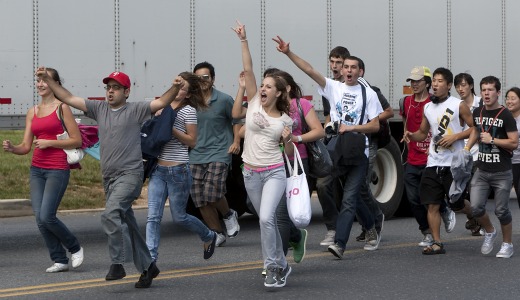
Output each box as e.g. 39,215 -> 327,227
290,229 -> 307,263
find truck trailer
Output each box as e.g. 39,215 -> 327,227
1,0 -> 519,217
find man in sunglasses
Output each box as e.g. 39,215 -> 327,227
190,61 -> 241,247
35,68 -> 185,288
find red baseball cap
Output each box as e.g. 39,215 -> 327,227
102,72 -> 131,88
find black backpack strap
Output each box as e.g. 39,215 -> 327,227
359,84 -> 367,125
296,98 -> 309,133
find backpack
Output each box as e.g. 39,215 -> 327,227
140,105 -> 177,179
371,86 -> 391,148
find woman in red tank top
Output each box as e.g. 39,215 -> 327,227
2,68 -> 84,273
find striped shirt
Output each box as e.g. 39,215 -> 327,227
158,105 -> 197,163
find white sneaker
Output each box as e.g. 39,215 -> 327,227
71,247 -> 84,268
441,208 -> 456,233
481,229 -> 497,255
46,263 -> 69,273
320,230 -> 335,246
496,242 -> 514,258
216,232 -> 226,247
223,209 -> 240,238
418,233 -> 433,247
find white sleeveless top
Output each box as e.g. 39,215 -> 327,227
424,96 -> 465,167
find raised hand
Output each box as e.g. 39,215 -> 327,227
172,76 -> 185,89
231,20 -> 247,40
35,66 -> 51,82
272,36 -> 290,54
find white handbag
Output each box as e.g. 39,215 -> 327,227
284,143 -> 311,228
56,131 -> 85,164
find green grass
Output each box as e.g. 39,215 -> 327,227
0,130 -> 106,210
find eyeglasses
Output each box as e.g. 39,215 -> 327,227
104,84 -> 124,91
198,74 -> 211,80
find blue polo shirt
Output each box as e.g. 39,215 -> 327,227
189,88 -> 236,164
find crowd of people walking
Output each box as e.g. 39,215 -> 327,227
3,20 -> 519,289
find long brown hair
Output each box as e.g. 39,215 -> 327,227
178,71 -> 208,111
264,75 -> 290,116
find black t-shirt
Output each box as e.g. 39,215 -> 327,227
473,105 -> 517,172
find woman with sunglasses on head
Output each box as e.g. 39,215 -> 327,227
2,68 -> 84,273
232,21 -> 294,288
145,72 -> 217,263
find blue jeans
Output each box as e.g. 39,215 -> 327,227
30,167 -> 81,264
146,164 -> 214,261
470,169 -> 513,225
359,139 -> 384,230
335,156 -> 374,249
243,165 -> 287,269
101,171 -> 152,273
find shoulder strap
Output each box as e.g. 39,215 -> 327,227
57,103 -> 68,132
296,98 -> 309,133
358,84 -> 367,125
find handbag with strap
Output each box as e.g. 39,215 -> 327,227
296,98 -> 332,178
284,144 -> 312,228
56,104 -> 85,165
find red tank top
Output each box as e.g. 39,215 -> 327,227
31,107 -> 69,170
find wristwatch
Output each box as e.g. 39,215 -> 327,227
297,136 -> 303,144
490,137 -> 495,145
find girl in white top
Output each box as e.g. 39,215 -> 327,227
455,73 -> 482,160
232,21 -> 294,288
145,72 -> 217,263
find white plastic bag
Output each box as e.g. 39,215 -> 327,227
285,144 -> 311,228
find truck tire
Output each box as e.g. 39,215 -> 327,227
370,137 -> 404,218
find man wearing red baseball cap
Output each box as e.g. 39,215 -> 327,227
36,67 -> 185,288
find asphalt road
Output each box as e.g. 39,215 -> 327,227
1,198 -> 519,299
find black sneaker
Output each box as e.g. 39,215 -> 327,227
203,231 -> 217,260
105,264 -> 126,281
276,265 -> 292,287
135,262 -> 160,288
264,267 -> 278,287
355,230 -> 366,242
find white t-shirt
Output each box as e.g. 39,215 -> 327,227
318,78 -> 383,157
424,96 -> 465,167
463,96 -> 481,161
242,94 -> 293,167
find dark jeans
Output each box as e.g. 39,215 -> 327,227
335,156 -> 374,249
316,175 -> 341,231
404,164 -> 430,233
359,139 -> 384,230
30,166 -> 80,264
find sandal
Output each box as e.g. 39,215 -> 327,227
422,241 -> 446,255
